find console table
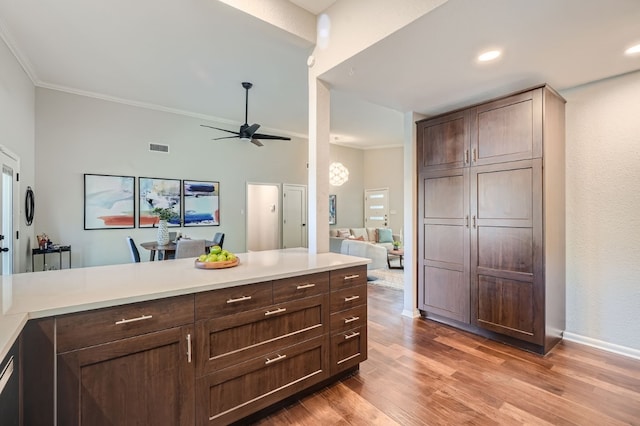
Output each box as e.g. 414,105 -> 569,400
31,246 -> 71,271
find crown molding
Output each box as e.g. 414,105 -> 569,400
0,16 -> 38,84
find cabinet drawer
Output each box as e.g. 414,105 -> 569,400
330,266 -> 367,291
273,272 -> 329,303
330,284 -> 366,313
196,335 -> 329,426
196,293 -> 329,375
56,295 -> 194,353
195,281 -> 272,321
330,304 -> 367,334
331,325 -> 367,375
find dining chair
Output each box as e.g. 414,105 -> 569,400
175,239 -> 206,259
126,236 -> 141,263
212,232 -> 225,249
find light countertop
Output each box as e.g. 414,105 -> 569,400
0,248 -> 369,360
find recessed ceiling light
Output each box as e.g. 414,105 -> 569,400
624,43 -> 640,56
477,49 -> 502,62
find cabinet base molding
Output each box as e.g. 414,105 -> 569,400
229,366 -> 360,425
420,311 -> 562,355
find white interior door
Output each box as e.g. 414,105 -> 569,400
246,183 -> 280,251
364,188 -> 389,229
282,184 -> 307,249
0,147 -> 20,275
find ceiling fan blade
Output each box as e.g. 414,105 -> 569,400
253,133 -> 291,141
213,136 -> 238,140
200,124 -> 240,136
250,138 -> 264,147
245,123 -> 260,136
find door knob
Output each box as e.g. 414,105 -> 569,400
0,247 -> 9,252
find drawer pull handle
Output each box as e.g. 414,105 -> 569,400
226,295 -> 252,304
265,307 -> 287,316
296,283 -> 316,290
186,333 -> 192,363
344,274 -> 360,280
344,331 -> 360,340
344,316 -> 360,324
265,354 -> 287,365
344,295 -> 360,302
115,314 -> 153,325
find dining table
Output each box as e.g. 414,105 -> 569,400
140,239 -> 215,261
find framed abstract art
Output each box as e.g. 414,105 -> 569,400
84,174 -> 135,230
183,180 -> 220,226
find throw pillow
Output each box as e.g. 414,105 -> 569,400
366,227 -> 377,242
337,229 -> 351,238
377,228 -> 393,243
350,228 -> 368,240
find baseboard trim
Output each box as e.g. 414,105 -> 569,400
563,332 -> 640,360
401,309 -> 420,318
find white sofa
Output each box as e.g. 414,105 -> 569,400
339,239 -> 387,270
329,227 -> 401,270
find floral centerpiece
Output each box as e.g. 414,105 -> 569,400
392,240 -> 401,250
152,207 -> 179,222
153,207 -> 179,245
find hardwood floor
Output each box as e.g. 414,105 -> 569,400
253,284 -> 640,425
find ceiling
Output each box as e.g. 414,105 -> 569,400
0,0 -> 639,150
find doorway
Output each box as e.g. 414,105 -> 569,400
0,147 -> 20,275
282,184 -> 307,249
364,188 -> 389,229
246,183 -> 280,251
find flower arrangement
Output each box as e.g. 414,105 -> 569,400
392,240 -> 401,249
152,207 -> 179,221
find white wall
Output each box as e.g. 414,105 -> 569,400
328,144 -> 364,230
0,36 -> 36,273
364,147 -> 403,234
34,88 -> 308,268
562,70 -> 640,352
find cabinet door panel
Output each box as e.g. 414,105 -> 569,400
330,304 -> 367,334
195,281 -> 272,321
196,335 -> 329,426
472,89 -> 542,165
330,265 -> 367,291
419,168 -> 470,323
477,167 -> 532,221
477,275 -> 539,343
330,284 -> 366,313
273,271 -> 329,303
57,294 -> 194,352
478,227 -> 533,274
197,294 -> 329,374
418,110 -> 470,170
423,266 -> 468,323
424,224 -> 465,266
331,325 -> 367,375
424,175 -> 465,219
58,326 -> 195,426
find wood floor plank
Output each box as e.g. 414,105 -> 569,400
247,284 -> 640,425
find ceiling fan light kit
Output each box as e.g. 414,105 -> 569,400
201,82 -> 291,147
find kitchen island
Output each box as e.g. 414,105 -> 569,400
0,248 -> 370,425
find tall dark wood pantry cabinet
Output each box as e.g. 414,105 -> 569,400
417,85 -> 565,354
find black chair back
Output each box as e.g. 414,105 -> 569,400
126,236 -> 141,263
212,232 -> 225,248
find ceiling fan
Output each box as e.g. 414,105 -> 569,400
200,82 -> 291,147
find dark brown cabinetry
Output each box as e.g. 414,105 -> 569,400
22,264 -> 368,425
417,85 -> 565,354
195,266 -> 366,425
329,266 -> 368,374
56,295 -> 196,425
